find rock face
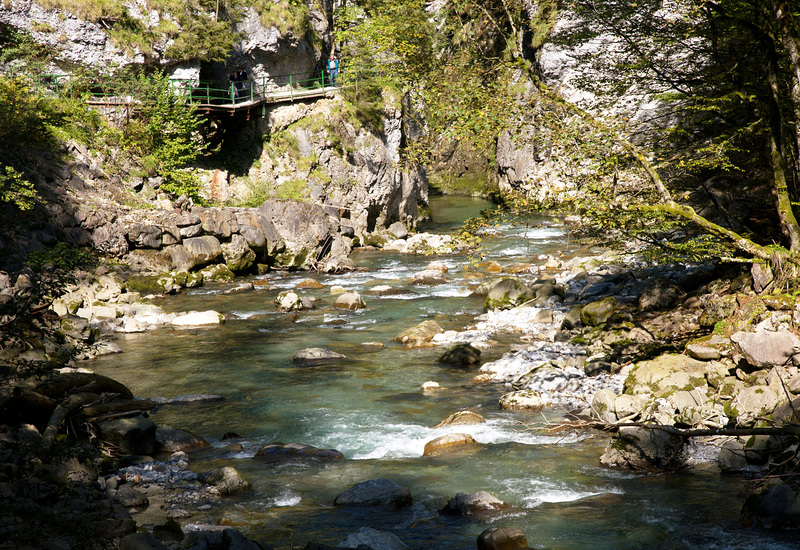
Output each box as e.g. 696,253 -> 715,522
333,478 -> 412,511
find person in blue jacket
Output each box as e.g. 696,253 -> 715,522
327,52 -> 339,87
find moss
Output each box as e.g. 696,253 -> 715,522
276,178 -> 309,201
126,274 -> 170,294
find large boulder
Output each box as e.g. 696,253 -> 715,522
422,433 -> 481,456
477,527 -> 528,550
440,491 -> 508,516
182,235 -> 223,269
580,297 -> 618,327
221,234 -> 256,272
198,207 -> 238,239
438,343 -> 481,366
726,385 -> 782,427
254,442 -> 344,462
200,466 -> 252,496
731,330 -> 800,369
333,478 -> 412,510
637,277 -> 680,311
623,354 -> 708,396
96,415 -> 156,456
275,290 -> 314,312
600,426 -> 685,471
499,390 -> 545,410
258,200 -> 341,268
394,320 -> 443,348
155,424 -> 210,454
484,278 -> 534,310
332,291 -> 366,311
740,482 -> 800,529
512,363 -> 582,393
127,223 -> 162,249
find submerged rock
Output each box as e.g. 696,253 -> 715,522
254,442 -> 344,462
339,527 -> 408,550
394,320 -> 443,348
333,478 -> 412,510
293,347 -> 347,364
200,466 -> 252,496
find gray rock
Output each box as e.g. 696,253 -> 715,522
637,277 -> 680,311
686,344 -> 721,361
334,478 -> 412,510
155,425 -> 211,454
114,484 -> 150,509
127,223 -> 163,249
513,363 -> 582,393
161,220 -> 181,246
751,262 -> 774,294
731,330 -> 800,369
182,235 -> 223,269
222,234 -> 256,272
275,290 -> 314,312
96,415 -> 156,456
560,305 -> 583,330
332,291 -> 366,311
166,394 -> 226,405
198,207 -> 238,238
728,385 -> 781,426
387,221 -> 409,240
741,482 -> 800,529
258,200 -> 340,268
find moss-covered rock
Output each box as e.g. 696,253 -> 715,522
484,278 -> 534,310
580,297 -> 618,327
199,264 -> 236,282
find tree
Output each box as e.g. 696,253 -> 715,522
544,0 -> 800,268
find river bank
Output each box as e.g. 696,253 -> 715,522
3,198 -> 800,549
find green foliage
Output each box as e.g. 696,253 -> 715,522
114,71 -> 207,203
335,0 -> 434,87
0,23 -> 53,72
276,178 -> 309,201
0,166 -> 37,211
250,0 -> 311,37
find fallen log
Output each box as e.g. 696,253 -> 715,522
42,392 -> 100,449
82,399 -> 157,418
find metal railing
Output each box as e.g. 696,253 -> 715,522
28,67 -> 347,108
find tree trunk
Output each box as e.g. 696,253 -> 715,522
773,0 -> 800,168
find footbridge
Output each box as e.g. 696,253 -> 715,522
29,69 -> 344,115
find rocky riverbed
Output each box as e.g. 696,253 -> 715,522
3,220 -> 800,549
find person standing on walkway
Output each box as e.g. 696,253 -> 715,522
327,52 -> 339,87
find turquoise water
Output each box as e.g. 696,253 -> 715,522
90,197 -> 798,549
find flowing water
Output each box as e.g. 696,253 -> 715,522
91,197 -> 798,549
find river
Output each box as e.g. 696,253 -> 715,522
90,196 -> 798,549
